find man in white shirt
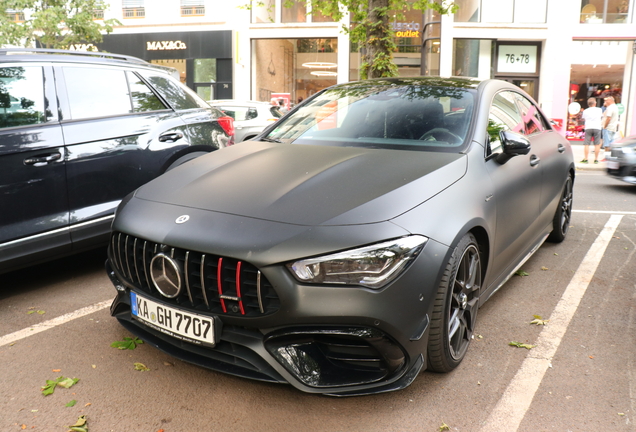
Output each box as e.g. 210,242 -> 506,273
581,98 -> 603,163
602,96 -> 619,154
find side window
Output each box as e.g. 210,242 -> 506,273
246,107 -> 258,120
488,92 -> 524,156
139,72 -> 210,111
270,106 -> 283,118
126,72 -> 167,112
63,67 -> 131,119
217,106 -> 242,120
0,66 -> 46,129
514,93 -> 546,136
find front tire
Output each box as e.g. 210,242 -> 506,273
547,176 -> 573,243
427,233 -> 482,372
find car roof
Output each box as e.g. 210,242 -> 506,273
0,48 -> 168,73
333,76 -> 483,90
209,100 -> 273,106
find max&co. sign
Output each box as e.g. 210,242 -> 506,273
146,40 -> 188,51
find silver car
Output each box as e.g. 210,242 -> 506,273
607,135 -> 636,185
208,100 -> 282,142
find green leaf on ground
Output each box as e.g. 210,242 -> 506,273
66,399 -> 77,407
509,341 -> 536,349
134,362 -> 150,371
67,414 -> 88,432
515,270 -> 530,277
439,422 -> 451,431
111,337 -> 144,350
58,377 -> 79,388
41,376 -> 79,396
41,380 -> 57,396
530,315 -> 549,325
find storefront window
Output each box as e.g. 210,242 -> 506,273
194,59 -> 217,82
252,38 -> 337,106
180,0 -> 205,17
453,39 -> 495,79
421,7 -> 442,76
193,59 -> 217,101
580,0 -> 630,23
151,59 -> 186,84
567,41 -> 627,140
454,0 -> 480,22
282,0 -> 307,23
455,0 -> 547,23
123,0 -> 145,19
453,39 -> 481,77
251,0 -> 275,23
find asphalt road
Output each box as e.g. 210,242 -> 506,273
1,170 -> 635,432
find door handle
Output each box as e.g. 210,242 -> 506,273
557,144 -> 566,153
529,155 -> 541,167
24,152 -> 62,166
158,132 -> 184,143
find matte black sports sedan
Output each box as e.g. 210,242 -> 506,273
107,77 -> 575,396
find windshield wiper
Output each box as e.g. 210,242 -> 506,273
260,137 -> 282,143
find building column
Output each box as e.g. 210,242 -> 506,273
541,0 -> 577,132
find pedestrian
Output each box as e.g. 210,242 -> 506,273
602,96 -> 619,156
278,99 -> 288,114
580,97 -> 603,164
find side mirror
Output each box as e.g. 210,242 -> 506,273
496,130 -> 531,164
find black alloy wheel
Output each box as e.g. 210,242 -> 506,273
547,176 -> 573,243
427,233 -> 482,372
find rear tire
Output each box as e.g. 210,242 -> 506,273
427,233 -> 482,372
547,176 -> 573,243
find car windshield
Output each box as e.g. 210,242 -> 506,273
264,82 -> 475,151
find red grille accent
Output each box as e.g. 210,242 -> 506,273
217,257 -> 228,313
236,261 -> 245,315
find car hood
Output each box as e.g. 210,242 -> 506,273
134,141 -> 467,226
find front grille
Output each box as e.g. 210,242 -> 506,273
110,232 -> 280,317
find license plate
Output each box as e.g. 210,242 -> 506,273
131,291 -> 216,347
608,161 -> 619,170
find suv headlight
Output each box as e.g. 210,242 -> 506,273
621,146 -> 635,154
287,236 -> 427,289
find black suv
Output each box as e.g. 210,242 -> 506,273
0,48 -> 234,274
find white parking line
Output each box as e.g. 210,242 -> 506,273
480,214 -> 623,432
574,209 -> 636,215
0,299 -> 112,348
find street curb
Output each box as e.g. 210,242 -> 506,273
575,162 -> 606,171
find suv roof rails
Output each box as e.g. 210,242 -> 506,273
0,48 -> 149,65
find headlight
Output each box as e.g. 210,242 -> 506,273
287,236 -> 427,289
621,146 -> 635,154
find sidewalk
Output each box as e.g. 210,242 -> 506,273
569,140 -> 607,171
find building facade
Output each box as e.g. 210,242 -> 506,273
10,0 -> 635,137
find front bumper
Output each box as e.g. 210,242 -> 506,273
606,153 -> 636,185
106,232 -> 450,396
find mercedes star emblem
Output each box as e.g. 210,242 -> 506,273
175,215 -> 190,224
149,253 -> 182,298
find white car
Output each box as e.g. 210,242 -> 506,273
208,100 -> 282,142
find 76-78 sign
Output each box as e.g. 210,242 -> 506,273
497,45 -> 538,74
